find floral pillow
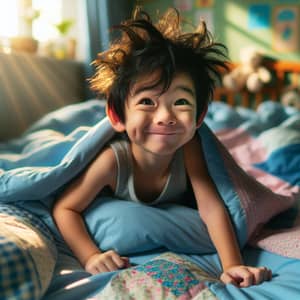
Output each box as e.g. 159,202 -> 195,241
96,252 -> 218,300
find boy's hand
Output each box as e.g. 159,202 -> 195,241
85,250 -> 130,274
220,265 -> 272,287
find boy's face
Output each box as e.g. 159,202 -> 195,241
115,72 -> 198,156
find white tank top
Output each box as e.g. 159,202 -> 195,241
110,140 -> 187,205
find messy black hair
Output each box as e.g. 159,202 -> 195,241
90,7 -> 228,122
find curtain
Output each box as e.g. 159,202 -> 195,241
84,0 -> 135,98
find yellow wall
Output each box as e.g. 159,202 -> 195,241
139,0 -> 300,62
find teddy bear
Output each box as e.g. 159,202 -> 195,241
280,85 -> 300,110
222,47 -> 272,93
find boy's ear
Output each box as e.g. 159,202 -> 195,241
196,104 -> 208,128
106,105 -> 126,132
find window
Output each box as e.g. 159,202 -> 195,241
0,0 -> 63,40
32,0 -> 63,42
0,0 -> 86,60
0,0 -> 18,38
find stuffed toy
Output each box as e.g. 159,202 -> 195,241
280,86 -> 300,110
223,47 -> 272,93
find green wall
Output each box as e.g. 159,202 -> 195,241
139,0 -> 300,62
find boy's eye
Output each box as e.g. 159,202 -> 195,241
175,98 -> 190,105
138,98 -> 154,105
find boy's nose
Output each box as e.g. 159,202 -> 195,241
155,108 -> 176,125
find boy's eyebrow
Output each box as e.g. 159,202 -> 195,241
174,85 -> 195,97
132,84 -> 195,97
132,85 -> 156,96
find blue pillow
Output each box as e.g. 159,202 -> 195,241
84,197 -> 215,256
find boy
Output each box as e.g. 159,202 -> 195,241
53,7 -> 271,287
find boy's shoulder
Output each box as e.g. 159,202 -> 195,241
89,145 -> 118,190
95,136 -> 129,171
92,145 -> 118,173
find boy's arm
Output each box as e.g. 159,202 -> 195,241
184,136 -> 243,268
184,135 -> 271,287
52,147 -> 125,270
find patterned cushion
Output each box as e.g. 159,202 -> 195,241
0,205 -> 56,300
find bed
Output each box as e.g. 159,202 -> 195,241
1,55 -> 300,300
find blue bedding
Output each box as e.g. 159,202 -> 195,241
1,99 -> 300,300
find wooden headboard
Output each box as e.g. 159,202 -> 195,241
213,61 -> 300,108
